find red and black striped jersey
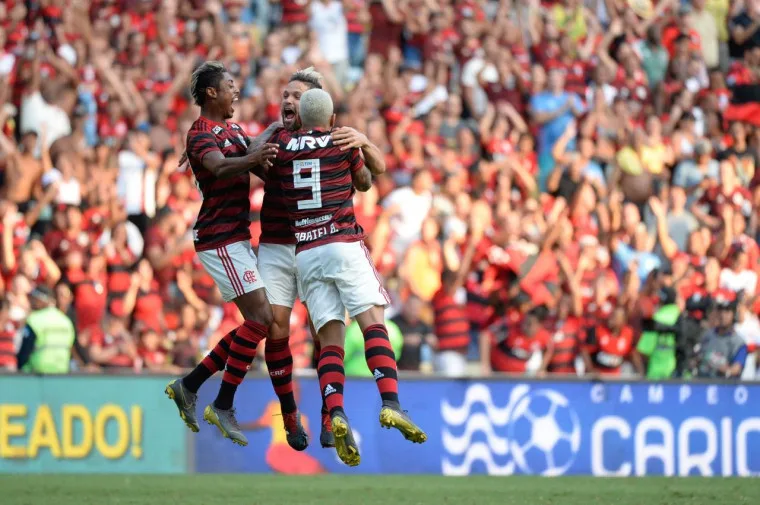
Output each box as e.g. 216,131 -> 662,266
280,0 -> 310,24
259,126 -> 296,246
270,128 -> 365,253
0,321 -> 15,368
432,288 -> 471,353
585,325 -> 634,377
186,116 -> 252,252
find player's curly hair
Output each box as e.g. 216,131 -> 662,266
190,61 -> 227,106
289,67 -> 323,90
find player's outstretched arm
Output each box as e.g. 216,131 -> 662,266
203,143 -> 279,179
333,126 -> 386,176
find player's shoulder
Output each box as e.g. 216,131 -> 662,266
188,118 -> 217,137
269,126 -> 290,143
228,122 -> 246,134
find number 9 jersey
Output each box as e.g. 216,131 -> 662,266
269,127 -> 366,253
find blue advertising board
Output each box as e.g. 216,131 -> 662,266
0,376 -> 187,474
194,377 -> 760,476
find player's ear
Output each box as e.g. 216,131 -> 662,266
330,114 -> 336,128
206,86 -> 218,101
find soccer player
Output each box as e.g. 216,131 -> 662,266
164,61 -> 296,448
270,88 -> 427,467
257,68 -> 387,449
168,67 -> 382,451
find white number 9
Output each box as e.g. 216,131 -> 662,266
293,159 -> 323,210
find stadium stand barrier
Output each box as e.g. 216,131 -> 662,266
1,374 -> 758,476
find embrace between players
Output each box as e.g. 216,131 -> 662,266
164,61 -> 426,467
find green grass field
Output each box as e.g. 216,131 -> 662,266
2,475 -> 758,505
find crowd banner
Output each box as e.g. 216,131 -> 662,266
0,375 -> 186,473
195,377 -> 760,476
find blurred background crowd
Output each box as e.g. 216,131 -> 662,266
0,0 -> 759,380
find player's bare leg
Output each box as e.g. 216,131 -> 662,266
265,304 -> 309,451
165,328 -> 237,432
317,320 -> 359,466
308,315 -> 334,447
354,306 -> 427,444
204,288 -> 273,446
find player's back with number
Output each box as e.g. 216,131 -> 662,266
269,94 -> 388,336
271,128 -> 365,251
186,117 -> 252,251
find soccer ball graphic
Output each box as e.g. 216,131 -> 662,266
506,389 -> 581,476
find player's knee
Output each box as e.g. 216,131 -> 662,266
240,303 -> 273,328
269,318 -> 289,340
317,320 -> 344,348
255,306 -> 274,328
355,306 -> 385,329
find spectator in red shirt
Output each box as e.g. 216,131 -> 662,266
0,299 -> 15,371
144,209 -> 195,292
138,327 -> 177,373
121,259 -> 165,333
662,4 -> 702,57
546,292 -> 584,375
87,316 -> 138,370
482,306 -> 554,375
582,306 -> 635,377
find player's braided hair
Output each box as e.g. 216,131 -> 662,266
288,67 -> 323,90
190,61 -> 227,106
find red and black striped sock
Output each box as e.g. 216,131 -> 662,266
214,321 -> 268,410
182,329 -> 236,393
363,324 -> 399,404
317,345 -> 345,416
314,339 -> 328,416
265,337 -> 296,414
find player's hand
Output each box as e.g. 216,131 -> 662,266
332,127 -> 369,151
249,143 -> 278,168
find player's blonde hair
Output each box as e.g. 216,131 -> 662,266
299,88 -> 333,129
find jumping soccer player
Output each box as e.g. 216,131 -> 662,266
167,67 -> 383,452
257,68 -> 387,449
270,88 -> 427,467
165,61 -> 287,448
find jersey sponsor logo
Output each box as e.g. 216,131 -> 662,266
294,213 -> 332,228
223,139 -> 232,148
243,270 -> 257,284
324,384 -> 337,396
212,125 -> 223,135
595,351 -> 623,368
285,135 -> 331,151
295,223 -> 338,243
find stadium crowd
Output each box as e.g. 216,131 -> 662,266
0,0 -> 758,379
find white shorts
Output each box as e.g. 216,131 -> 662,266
258,243 -> 302,308
296,241 -> 390,333
196,240 -> 266,302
